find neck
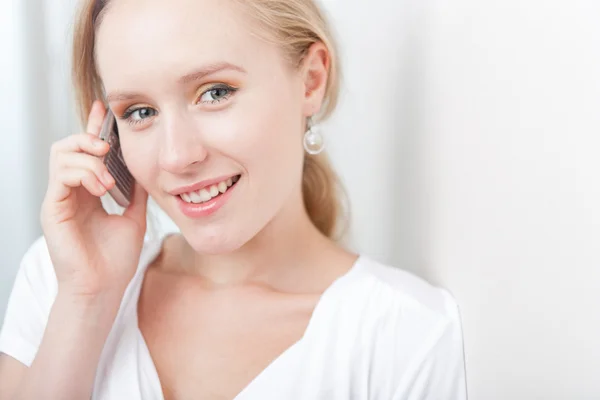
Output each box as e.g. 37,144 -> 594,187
177,196 -> 334,289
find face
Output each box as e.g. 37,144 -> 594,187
96,0 -> 320,253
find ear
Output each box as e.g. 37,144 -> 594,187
301,42 -> 330,117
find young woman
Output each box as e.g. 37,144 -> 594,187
0,0 -> 467,398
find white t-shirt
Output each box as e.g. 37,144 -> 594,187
0,236 -> 467,399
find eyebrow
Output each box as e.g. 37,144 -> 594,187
178,62 -> 246,84
106,62 -> 246,103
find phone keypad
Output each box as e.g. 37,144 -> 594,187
104,138 -> 134,202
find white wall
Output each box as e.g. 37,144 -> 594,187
1,0 -> 599,398
0,0 -> 80,321
0,0 -> 43,318
420,2 -> 600,397
325,0 -> 600,398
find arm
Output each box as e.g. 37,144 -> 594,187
0,290 -> 122,400
0,100 -> 147,400
0,355 -> 26,400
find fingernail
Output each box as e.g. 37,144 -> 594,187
103,171 -> 115,186
92,100 -> 103,112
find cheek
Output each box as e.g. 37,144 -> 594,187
120,137 -> 158,188
210,89 -> 304,176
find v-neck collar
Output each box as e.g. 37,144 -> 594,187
132,235 -> 362,400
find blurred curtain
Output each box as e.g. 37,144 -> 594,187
0,0 -> 80,320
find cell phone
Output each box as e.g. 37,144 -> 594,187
99,109 -> 135,208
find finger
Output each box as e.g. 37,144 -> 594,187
86,100 -> 106,136
123,182 -> 148,229
50,133 -> 109,157
55,152 -> 116,189
47,168 -> 108,204
63,169 -> 108,197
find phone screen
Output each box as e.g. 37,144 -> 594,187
99,109 -> 135,208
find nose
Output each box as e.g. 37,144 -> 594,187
158,111 -> 208,173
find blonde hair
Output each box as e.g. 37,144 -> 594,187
72,0 -> 347,239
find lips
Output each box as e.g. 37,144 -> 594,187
174,174 -> 240,218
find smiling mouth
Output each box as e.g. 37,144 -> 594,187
177,175 -> 240,204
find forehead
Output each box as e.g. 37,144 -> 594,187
95,0 -> 280,88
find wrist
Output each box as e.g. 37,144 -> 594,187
55,287 -> 125,324
57,280 -> 127,303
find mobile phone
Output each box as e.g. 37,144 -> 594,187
99,109 -> 134,208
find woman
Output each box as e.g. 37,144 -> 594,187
0,0 -> 467,398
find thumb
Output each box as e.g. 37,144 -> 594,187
123,182 -> 149,230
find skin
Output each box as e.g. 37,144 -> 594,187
0,0 -> 357,399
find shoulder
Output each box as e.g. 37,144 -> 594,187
346,256 -> 465,371
336,257 -> 467,397
351,256 -> 467,395
352,255 -> 461,325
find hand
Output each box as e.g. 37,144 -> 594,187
40,100 -> 149,298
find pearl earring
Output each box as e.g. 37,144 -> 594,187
303,116 -> 325,155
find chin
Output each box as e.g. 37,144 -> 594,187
179,225 -> 250,255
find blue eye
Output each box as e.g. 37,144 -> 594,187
122,107 -> 157,122
198,85 -> 237,104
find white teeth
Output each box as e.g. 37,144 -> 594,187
179,175 -> 240,204
189,191 -> 202,203
198,189 -> 211,202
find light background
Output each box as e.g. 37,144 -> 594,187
1,0 -> 599,398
